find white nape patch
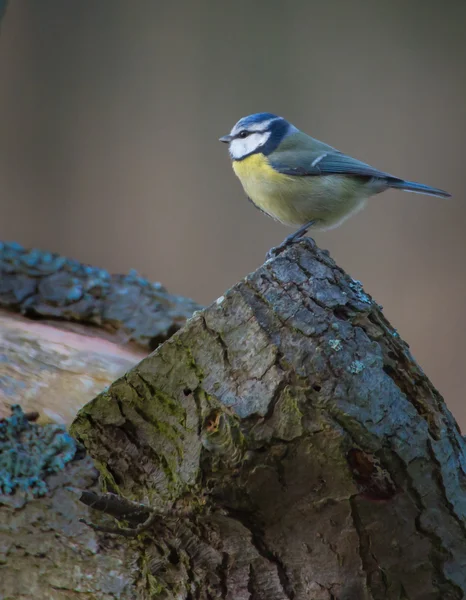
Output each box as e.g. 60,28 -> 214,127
229,131 -> 271,160
311,153 -> 327,167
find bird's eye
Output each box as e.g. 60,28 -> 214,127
238,130 -> 249,139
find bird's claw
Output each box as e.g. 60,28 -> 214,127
266,220 -> 318,261
265,235 -> 310,261
265,243 -> 289,261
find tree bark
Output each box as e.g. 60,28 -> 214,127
70,238 -> 466,600
0,241 -> 201,422
0,441 -> 140,600
0,241 -> 200,351
0,242 -> 200,599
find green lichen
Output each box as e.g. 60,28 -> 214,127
94,460 -> 123,495
193,388 -> 222,416
77,389 -> 126,427
126,390 -> 185,451
175,339 -> 205,382
139,550 -> 165,597
271,388 -> 304,441
154,389 -> 186,418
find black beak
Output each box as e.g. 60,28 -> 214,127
219,135 -> 232,144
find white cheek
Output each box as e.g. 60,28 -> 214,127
229,132 -> 271,159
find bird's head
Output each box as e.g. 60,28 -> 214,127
219,112 -> 297,161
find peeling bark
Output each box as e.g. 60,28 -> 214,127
72,239 -> 466,600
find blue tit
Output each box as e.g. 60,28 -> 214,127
219,112 -> 450,256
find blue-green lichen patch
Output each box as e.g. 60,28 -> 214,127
348,279 -> 372,305
328,339 -> 343,352
0,405 -> 77,501
348,360 -> 365,374
0,241 -> 202,349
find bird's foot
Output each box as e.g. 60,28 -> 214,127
266,238 -> 300,260
265,220 -> 317,261
266,235 -> 316,260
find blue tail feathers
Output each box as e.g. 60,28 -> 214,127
389,179 -> 451,198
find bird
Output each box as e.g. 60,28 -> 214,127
219,112 -> 450,258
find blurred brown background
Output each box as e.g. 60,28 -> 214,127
0,1 -> 465,426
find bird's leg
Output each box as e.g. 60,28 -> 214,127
266,220 -> 317,260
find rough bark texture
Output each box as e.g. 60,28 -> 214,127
71,238 -> 466,600
0,433 -> 140,600
0,242 -> 201,423
0,243 -> 200,599
0,402 -> 142,599
0,241 -> 201,351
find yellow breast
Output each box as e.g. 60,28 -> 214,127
232,154 -> 299,225
232,153 -> 282,183
231,153 -> 370,230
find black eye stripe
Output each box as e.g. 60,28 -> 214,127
233,129 -> 266,140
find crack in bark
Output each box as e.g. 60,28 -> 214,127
349,494 -> 381,597
265,266 -> 332,334
426,438 -> 466,540
217,552 -> 229,599
247,563 -> 258,600
244,279 -> 302,330
365,313 -> 442,441
224,508 -> 294,600
241,276 -> 336,412
400,455 -> 464,599
201,314 -> 233,372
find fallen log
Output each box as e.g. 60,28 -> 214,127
0,242 -> 200,599
71,238 -> 466,600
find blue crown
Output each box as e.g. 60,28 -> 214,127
237,112 -> 280,128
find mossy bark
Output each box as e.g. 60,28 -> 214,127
72,239 -> 466,600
